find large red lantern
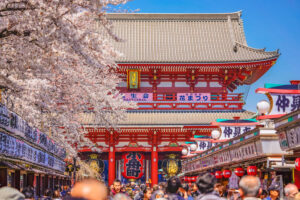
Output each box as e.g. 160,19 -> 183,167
215,171 -> 223,179
295,158 -> 300,171
190,176 -> 197,182
234,167 -> 244,177
247,166 -> 257,176
223,170 -> 232,178
122,152 -> 144,179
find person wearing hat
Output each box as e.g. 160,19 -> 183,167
264,183 -> 280,200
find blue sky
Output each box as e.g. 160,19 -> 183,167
118,0 -> 300,112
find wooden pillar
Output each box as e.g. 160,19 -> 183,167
151,131 -> 158,185
15,170 -> 21,190
108,131 -> 115,186
0,168 -> 7,187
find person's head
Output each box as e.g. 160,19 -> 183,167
260,189 -> 268,199
191,183 -> 198,192
54,190 -> 61,198
268,183 -> 280,198
166,176 -> 182,194
196,173 -> 216,194
22,186 -> 34,199
284,183 -> 298,199
152,190 -> 165,199
113,179 -> 122,193
153,184 -> 159,192
121,186 -> 126,193
214,183 -> 222,193
71,178 -> 107,200
44,188 -> 53,197
0,186 -> 25,200
113,193 -> 131,200
182,183 -> 189,192
64,185 -> 69,191
143,187 -> 152,200
239,176 -> 261,198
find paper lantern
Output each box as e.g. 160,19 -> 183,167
295,158 -> 300,171
234,167 -> 244,177
122,152 -> 144,179
215,171 -> 223,179
247,166 -> 257,176
223,170 -> 232,178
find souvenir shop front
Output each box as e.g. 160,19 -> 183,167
182,127 -> 292,188
0,104 -> 69,196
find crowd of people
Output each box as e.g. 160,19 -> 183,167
0,173 -> 300,200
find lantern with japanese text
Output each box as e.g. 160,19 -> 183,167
247,166 -> 257,176
122,152 -> 144,179
295,158 -> 300,171
215,171 -> 223,179
234,167 -> 244,177
223,170 -> 232,178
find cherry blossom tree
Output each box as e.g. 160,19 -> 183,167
0,0 -> 135,171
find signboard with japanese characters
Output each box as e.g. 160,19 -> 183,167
270,94 -> 300,115
219,125 -> 256,140
177,93 -> 211,102
0,104 -> 66,159
230,142 -> 257,161
195,141 -> 214,151
0,131 -> 65,172
122,93 -> 153,101
286,126 -> 300,149
278,131 -> 289,150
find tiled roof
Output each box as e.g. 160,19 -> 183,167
105,12 -> 279,63
80,110 -> 255,126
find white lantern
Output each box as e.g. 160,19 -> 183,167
257,100 -> 270,115
190,143 -> 197,151
211,129 -> 221,140
182,148 -> 188,156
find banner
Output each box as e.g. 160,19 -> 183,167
0,104 -> 66,159
0,131 -> 65,172
177,93 -> 210,102
123,93 -> 153,101
269,94 -> 300,115
219,125 -> 256,140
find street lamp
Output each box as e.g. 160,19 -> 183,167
211,129 -> 221,140
257,100 -> 270,115
182,148 -> 188,156
190,143 -> 197,151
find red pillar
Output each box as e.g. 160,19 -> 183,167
108,131 -> 115,186
151,131 -> 158,185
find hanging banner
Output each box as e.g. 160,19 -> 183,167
0,104 -> 66,159
177,93 -> 210,102
122,152 -> 144,179
269,94 -> 300,115
0,131 -> 65,172
219,125 -> 256,140
122,93 -> 153,101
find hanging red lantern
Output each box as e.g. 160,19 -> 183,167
295,158 -> 300,171
122,152 -> 144,179
247,166 -> 257,176
190,176 -> 195,182
223,170 -> 232,178
215,171 -> 223,179
234,167 -> 244,177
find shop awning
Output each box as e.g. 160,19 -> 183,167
0,161 -> 21,170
